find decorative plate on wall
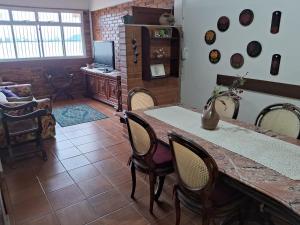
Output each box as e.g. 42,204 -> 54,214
205,30 -> 216,45
239,9 -> 254,26
209,49 -> 221,64
247,41 -> 262,57
271,11 -> 281,34
230,53 -> 244,69
217,16 -> 230,32
270,54 -> 281,75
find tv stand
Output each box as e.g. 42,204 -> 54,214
81,67 -> 122,111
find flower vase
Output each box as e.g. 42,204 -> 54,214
201,100 -> 220,130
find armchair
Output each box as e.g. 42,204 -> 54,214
0,77 -> 16,87
0,84 -> 56,147
0,101 -> 48,161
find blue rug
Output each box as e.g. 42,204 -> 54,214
53,104 -> 108,127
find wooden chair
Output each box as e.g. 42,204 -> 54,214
255,103 -> 300,139
45,68 -> 74,101
127,87 -> 158,111
0,101 -> 48,162
207,92 -> 240,119
168,132 -> 246,225
125,111 -> 174,213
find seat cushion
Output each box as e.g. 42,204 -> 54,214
153,143 -> 172,166
0,92 -> 7,103
0,88 -> 18,97
7,96 -> 33,102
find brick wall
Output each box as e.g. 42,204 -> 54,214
119,25 -> 180,110
0,11 -> 92,99
91,0 -> 174,70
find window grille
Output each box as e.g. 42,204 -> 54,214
0,7 -> 85,61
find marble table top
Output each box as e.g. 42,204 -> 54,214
135,105 -> 300,220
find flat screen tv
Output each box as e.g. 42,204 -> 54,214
93,41 -> 115,70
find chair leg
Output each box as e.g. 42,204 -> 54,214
130,162 -> 136,199
202,214 -> 210,225
175,192 -> 181,225
149,173 -> 156,214
37,134 -> 47,161
7,145 -> 15,166
238,209 -> 245,225
263,212 -> 275,225
154,176 -> 165,201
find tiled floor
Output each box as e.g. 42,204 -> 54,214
3,98 -> 202,225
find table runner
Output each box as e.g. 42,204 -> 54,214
145,106 -> 300,180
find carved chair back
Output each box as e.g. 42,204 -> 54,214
127,87 -> 158,111
125,111 -> 158,167
168,132 -> 219,202
255,103 -> 300,139
206,91 -> 240,119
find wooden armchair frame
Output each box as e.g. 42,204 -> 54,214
0,101 -> 48,162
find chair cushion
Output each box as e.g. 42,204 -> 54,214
0,88 -> 18,97
153,143 -> 172,166
7,96 -> 33,102
0,92 -> 7,103
211,180 -> 242,207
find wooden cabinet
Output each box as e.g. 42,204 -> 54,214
86,75 -> 98,95
81,68 -> 122,111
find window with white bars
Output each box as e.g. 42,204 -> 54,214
0,7 -> 85,61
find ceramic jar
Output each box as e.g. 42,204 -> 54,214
201,100 -> 220,130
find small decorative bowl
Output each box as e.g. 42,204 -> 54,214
86,63 -> 94,69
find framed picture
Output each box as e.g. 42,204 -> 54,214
150,64 -> 166,77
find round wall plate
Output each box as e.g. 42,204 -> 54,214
239,9 -> 254,26
209,49 -> 221,64
247,41 -> 262,57
205,30 -> 216,45
230,53 -> 244,69
217,16 -> 230,32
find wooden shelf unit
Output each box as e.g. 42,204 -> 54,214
142,26 -> 181,81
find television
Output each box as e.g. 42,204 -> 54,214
93,41 -> 115,70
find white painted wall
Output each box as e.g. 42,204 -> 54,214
90,0 -> 132,11
0,0 -> 89,10
180,0 -> 300,123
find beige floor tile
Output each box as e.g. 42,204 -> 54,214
88,189 -> 129,217
47,184 -> 85,210
12,196 -> 51,225
69,164 -> 100,183
41,172 -> 74,193
61,155 -> 90,170
56,200 -> 98,225
77,175 -> 112,197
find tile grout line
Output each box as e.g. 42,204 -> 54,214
36,175 -> 62,225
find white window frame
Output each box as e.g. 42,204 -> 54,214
0,5 -> 86,62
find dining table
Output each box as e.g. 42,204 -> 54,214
134,105 -> 300,224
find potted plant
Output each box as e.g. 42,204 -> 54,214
201,74 -> 246,130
